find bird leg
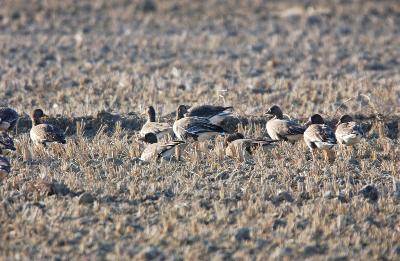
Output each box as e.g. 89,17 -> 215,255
175,146 -> 181,161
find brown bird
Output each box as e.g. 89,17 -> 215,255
0,107 -> 19,132
30,109 -> 66,146
139,106 -> 173,140
266,105 -> 305,142
335,115 -> 363,146
225,132 -> 277,161
173,105 -> 226,141
140,133 -> 185,161
185,105 -> 234,125
304,114 -> 337,161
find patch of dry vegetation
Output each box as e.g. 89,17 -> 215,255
0,0 -> 399,260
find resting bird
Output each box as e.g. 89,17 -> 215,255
0,107 -> 19,132
266,105 -> 305,142
0,132 -> 16,152
304,114 -> 337,162
173,105 -> 226,141
0,156 -> 11,180
139,106 -> 173,140
225,132 -> 277,161
185,105 -> 234,125
335,115 -> 363,146
140,133 -> 185,161
30,109 -> 66,146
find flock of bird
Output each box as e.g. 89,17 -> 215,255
137,104 -> 362,162
0,104 -> 363,179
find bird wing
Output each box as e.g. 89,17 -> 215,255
35,124 -> 66,143
0,156 -> 11,173
0,132 -> 15,150
185,118 -> 225,135
186,105 -> 233,118
0,108 -> 18,124
315,125 -> 337,143
141,122 -> 172,136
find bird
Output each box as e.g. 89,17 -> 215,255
140,132 -> 185,161
173,105 -> 226,142
335,115 -> 363,146
184,105 -> 234,125
224,132 -> 277,161
30,109 -> 66,146
0,155 -> 11,180
304,114 -> 337,162
265,105 -> 305,142
0,132 -> 16,152
139,106 -> 173,140
0,107 -> 19,132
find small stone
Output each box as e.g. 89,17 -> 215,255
48,181 -> 70,196
272,191 -> 293,205
142,0 -> 157,13
359,184 -> 379,201
337,192 -> 348,203
235,227 -> 251,241
272,247 -> 292,259
298,191 -> 311,201
296,219 -> 310,230
141,246 -> 164,261
251,43 -> 265,53
272,218 -> 287,230
324,191 -> 333,199
79,192 -> 95,205
328,255 -> 348,261
303,244 -> 325,256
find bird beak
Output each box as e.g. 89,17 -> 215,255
138,136 -> 145,142
304,120 -> 312,127
265,110 -> 272,115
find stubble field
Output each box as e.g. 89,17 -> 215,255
0,0 -> 399,260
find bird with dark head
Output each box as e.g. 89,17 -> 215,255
173,104 -> 226,142
335,114 -> 363,146
30,108 -> 66,146
224,132 -> 277,162
176,105 -> 188,121
304,114 -> 336,162
140,132 -> 185,161
31,108 -> 48,126
265,105 -> 305,142
266,105 -> 284,120
139,105 -> 173,140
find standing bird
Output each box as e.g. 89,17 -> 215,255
173,105 -> 226,141
0,156 -> 11,180
0,132 -> 16,152
335,115 -> 363,146
140,133 -> 185,161
265,105 -> 305,142
184,105 -> 234,126
304,114 -> 337,162
0,107 -> 19,132
30,109 -> 66,146
225,132 -> 277,162
139,106 -> 173,140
